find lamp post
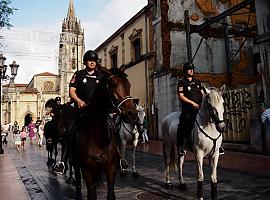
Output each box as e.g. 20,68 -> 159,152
0,54 -> 19,154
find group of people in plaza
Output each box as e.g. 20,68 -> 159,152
2,118 -> 46,151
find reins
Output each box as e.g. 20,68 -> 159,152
87,150 -> 106,165
116,117 -> 136,135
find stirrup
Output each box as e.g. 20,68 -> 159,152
54,161 -> 65,174
219,146 -> 225,155
178,148 -> 187,156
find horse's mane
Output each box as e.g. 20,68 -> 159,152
99,66 -> 128,78
45,99 -> 56,108
206,87 -> 223,104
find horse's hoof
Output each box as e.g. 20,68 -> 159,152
179,183 -> 187,191
132,171 -> 139,178
164,183 -> 173,189
120,170 -> 127,177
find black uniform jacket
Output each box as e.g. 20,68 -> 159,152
69,69 -> 104,104
177,76 -> 203,112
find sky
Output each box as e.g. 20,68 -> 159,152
0,0 -> 148,83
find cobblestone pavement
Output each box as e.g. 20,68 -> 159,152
3,140 -> 270,200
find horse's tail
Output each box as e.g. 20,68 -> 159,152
163,141 -> 177,172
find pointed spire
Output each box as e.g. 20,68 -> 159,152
62,0 -> 82,33
67,0 -> 76,20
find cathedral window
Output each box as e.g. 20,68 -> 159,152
72,58 -> 76,69
43,81 -> 54,92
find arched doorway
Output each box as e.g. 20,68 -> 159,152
24,114 -> 32,126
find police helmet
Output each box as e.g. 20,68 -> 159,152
83,50 -> 98,63
55,96 -> 61,102
183,63 -> 195,71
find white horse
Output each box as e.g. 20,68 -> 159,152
118,105 -> 145,177
162,85 -> 226,200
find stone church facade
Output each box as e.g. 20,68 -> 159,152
2,0 -> 83,127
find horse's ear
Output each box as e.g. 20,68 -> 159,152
203,85 -> 210,95
119,65 -> 125,72
219,84 -> 226,94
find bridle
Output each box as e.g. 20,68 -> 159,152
195,93 -> 225,157
205,95 -> 225,126
106,74 -> 134,114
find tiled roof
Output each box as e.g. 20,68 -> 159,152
21,88 -> 39,93
34,72 -> 57,77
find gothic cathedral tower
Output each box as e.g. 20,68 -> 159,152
58,0 -> 84,102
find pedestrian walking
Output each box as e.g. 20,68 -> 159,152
12,121 -> 20,140
20,126 -> 27,150
28,120 -> 36,144
141,116 -> 149,144
14,132 -> 21,151
38,120 -> 45,147
1,121 -> 10,144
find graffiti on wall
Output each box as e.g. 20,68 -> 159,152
223,89 -> 253,141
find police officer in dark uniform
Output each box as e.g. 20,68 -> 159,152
55,96 -> 61,106
54,50 -> 128,173
177,63 -> 224,156
69,50 -> 103,109
54,50 -> 103,174
177,63 -> 203,156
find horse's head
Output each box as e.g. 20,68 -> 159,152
103,67 -> 138,123
203,85 -> 226,133
136,105 -> 146,132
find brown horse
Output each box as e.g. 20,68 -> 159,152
71,67 -> 138,200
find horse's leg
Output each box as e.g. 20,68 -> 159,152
73,160 -> 82,200
131,133 -> 139,177
196,152 -> 204,200
210,154 -> 219,200
54,142 -> 58,164
105,166 -> 117,200
163,142 -> 173,188
68,154 -> 75,184
120,140 -> 127,176
178,155 -> 187,191
81,167 -> 97,200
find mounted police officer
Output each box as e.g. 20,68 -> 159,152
177,63 -> 203,156
69,50 -> 104,109
177,63 -> 224,156
54,50 -> 128,173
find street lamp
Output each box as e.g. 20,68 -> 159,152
0,54 -> 19,154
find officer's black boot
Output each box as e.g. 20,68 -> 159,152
177,124 -> 185,156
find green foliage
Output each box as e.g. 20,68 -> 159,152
0,0 -> 16,28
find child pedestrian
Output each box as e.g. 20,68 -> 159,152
14,132 -> 21,151
38,120 -> 44,147
20,126 -> 27,150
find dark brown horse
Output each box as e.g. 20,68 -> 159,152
71,67 -> 138,200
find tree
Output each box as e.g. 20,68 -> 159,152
0,0 -> 16,28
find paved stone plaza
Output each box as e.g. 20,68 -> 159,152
1,139 -> 270,200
